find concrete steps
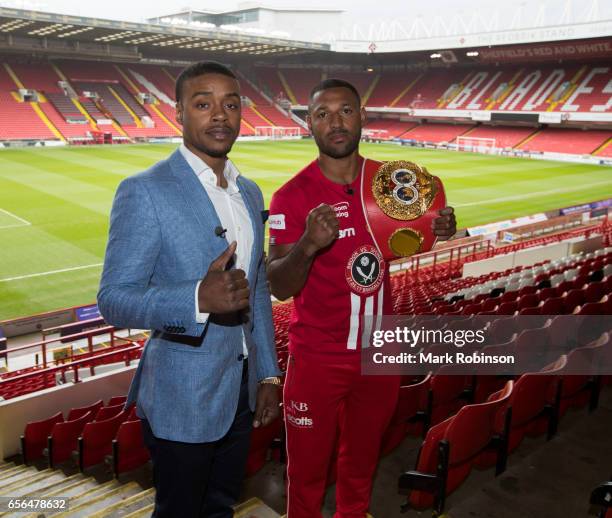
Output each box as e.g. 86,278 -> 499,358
0,475 -> 96,518
19,479 -> 122,517
234,498 -> 282,518
0,469 -> 65,496
54,481 -> 142,517
122,503 -> 153,518
88,487 -> 154,517
0,460 -> 281,518
0,466 -> 38,488
13,473 -> 86,498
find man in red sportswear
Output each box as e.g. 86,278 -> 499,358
267,79 -> 456,518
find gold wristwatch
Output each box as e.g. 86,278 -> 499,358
259,377 -> 281,385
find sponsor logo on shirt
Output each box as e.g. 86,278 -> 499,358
268,214 -> 285,230
332,202 -> 350,219
338,227 -> 356,239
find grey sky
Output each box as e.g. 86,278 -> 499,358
0,0 -> 609,39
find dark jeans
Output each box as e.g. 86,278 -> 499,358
141,361 -> 252,518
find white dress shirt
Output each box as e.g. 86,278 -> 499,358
179,144 -> 253,356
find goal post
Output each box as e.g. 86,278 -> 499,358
456,136 -> 497,154
254,126 -> 301,139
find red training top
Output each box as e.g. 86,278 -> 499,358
269,156 -> 392,356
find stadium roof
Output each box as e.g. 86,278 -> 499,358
0,6 -> 330,60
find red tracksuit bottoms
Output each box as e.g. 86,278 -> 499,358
283,350 -> 400,518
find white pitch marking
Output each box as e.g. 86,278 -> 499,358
454,179 -> 612,208
0,263 -> 103,282
0,208 -> 31,229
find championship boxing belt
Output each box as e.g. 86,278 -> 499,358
361,159 -> 446,261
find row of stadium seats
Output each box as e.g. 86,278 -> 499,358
399,331 -> 610,514
364,120 -> 611,155
255,63 -> 612,113
0,57 -> 608,153
20,396 -> 151,477
392,246 -> 611,314
0,341 -> 144,400
0,58 -> 297,141
9,243 -> 605,402
20,391 -> 283,479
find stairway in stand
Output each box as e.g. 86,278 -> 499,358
0,460 -> 280,517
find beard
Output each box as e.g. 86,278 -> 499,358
196,143 -> 233,158
187,138 -> 235,159
314,128 -> 361,159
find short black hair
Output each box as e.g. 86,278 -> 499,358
309,78 -> 361,108
175,61 -> 237,103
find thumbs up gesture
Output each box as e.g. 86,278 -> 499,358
197,242 -> 250,314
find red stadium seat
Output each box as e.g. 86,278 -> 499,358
519,306 -> 541,315
515,324 -> 556,368
517,294 -> 540,311
94,403 -> 125,422
107,395 -> 127,406
497,301 -> 518,315
540,297 -> 566,315
481,298 -> 500,312
489,317 -> 519,343
429,367 -> 473,426
473,335 -> 517,403
537,287 -> 557,301
584,282 -> 607,303
381,374 -> 432,455
112,419 -> 150,477
479,355 -> 566,470
555,280 -> 574,296
399,381 -> 513,514
562,289 -> 586,313
577,302 -> 608,315
558,336 -> 607,416
501,291 -> 519,304
246,416 -> 283,476
48,410 -> 95,468
461,303 -> 482,316
79,410 -> 129,471
518,286 -> 538,297
21,412 -> 64,464
67,400 -> 103,421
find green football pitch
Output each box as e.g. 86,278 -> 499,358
0,139 -> 610,321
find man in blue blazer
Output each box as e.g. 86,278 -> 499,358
98,61 -> 281,518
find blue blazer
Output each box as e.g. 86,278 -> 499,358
98,149 -> 280,443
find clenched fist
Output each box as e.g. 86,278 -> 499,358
432,206 -> 457,240
198,241 -> 250,314
302,203 -> 339,253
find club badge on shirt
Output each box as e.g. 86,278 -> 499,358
345,245 -> 385,295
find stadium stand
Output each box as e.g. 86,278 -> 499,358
364,119 -> 417,140
400,123 -> 474,144
259,63 -> 612,113
1,58 -> 610,150
0,66 -> 55,140
458,126 -> 537,148
518,128 -> 612,154
0,9 -> 610,516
